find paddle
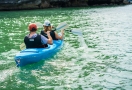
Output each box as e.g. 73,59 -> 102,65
55,22 -> 69,31
35,22 -> 45,28
67,29 -> 82,36
55,22 -> 82,36
36,22 -> 69,31
20,22 -> 69,50
20,43 -> 26,51
20,22 -> 82,50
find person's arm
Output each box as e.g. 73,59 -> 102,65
55,29 -> 64,40
41,32 -> 52,45
47,31 -> 53,44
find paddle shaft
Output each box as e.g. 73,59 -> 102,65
20,22 -> 68,50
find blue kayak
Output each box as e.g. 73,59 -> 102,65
14,40 -> 63,67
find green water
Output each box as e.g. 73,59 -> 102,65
0,5 -> 132,90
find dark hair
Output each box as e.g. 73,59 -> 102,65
30,27 -> 37,32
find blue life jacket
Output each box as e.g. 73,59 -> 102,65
24,34 -> 44,48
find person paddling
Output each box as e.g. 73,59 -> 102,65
24,23 -> 52,48
40,20 -> 64,40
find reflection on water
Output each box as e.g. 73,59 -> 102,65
0,5 -> 132,90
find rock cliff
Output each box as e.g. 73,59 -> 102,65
0,0 -> 130,10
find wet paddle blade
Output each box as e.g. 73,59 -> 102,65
35,22 -> 43,28
71,29 -> 83,36
20,43 -> 26,50
56,22 -> 69,31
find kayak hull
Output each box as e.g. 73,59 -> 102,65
14,40 -> 63,67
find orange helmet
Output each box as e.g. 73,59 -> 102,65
28,23 -> 37,31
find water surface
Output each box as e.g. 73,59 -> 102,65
0,5 -> 132,90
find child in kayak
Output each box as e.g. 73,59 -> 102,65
24,23 -> 52,48
40,20 -> 64,40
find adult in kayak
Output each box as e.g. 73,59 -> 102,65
24,23 -> 53,48
40,20 -> 64,40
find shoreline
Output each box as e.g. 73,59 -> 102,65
0,4 -> 130,11
0,0 -> 131,11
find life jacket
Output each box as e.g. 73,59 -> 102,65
24,34 -> 45,48
40,30 -> 58,40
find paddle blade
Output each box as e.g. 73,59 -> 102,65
35,22 -> 43,28
20,43 -> 26,50
56,22 -> 69,31
71,29 -> 82,36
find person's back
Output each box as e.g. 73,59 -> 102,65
24,34 -> 44,48
24,23 -> 53,48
